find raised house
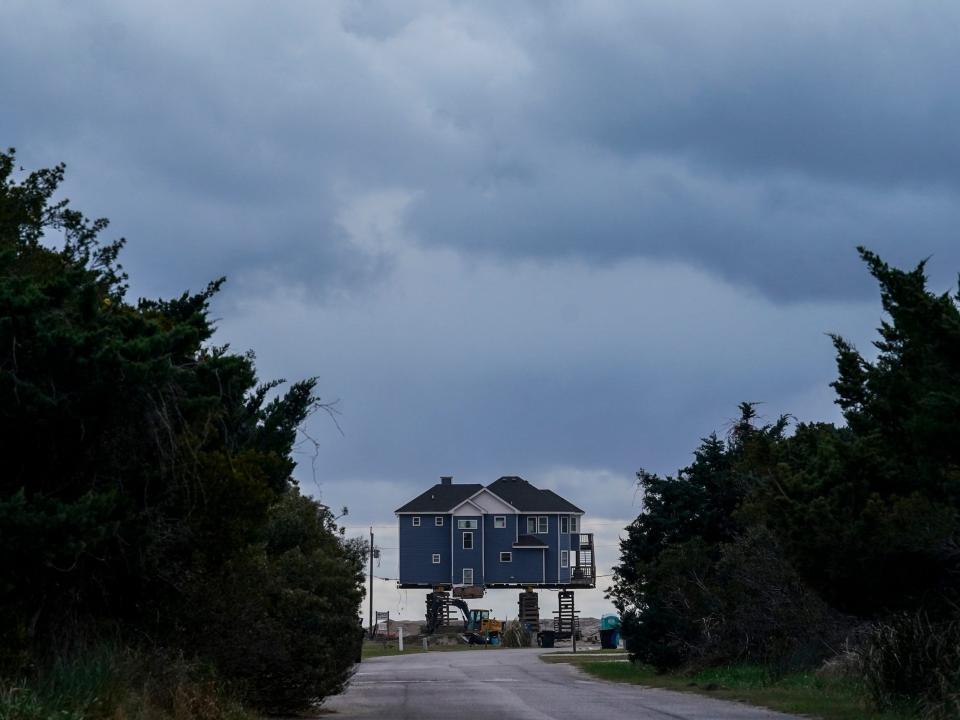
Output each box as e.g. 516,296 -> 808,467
395,476 -> 595,589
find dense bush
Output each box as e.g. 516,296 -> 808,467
0,149 -> 363,714
0,641 -> 257,720
192,490 -> 363,713
859,613 -> 960,720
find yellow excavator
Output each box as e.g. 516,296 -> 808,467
465,608 -> 503,644
425,592 -> 503,644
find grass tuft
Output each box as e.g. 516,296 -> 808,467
544,657 -> 918,720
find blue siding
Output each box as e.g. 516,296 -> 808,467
484,515 -> 544,584
398,509 -> 584,587
504,547 -> 545,583
398,514 -> 450,585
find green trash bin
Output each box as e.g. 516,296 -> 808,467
539,630 -> 556,648
601,614 -> 621,631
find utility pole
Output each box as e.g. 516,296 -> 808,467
368,527 -> 374,636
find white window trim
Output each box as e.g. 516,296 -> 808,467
494,516 -> 506,528
570,515 -> 578,533
412,516 -> 421,527
560,550 -> 569,568
500,551 -> 512,563
435,515 -> 444,527
537,516 -> 548,534
432,553 -> 441,564
457,519 -> 478,529
463,568 -> 474,585
462,531 -> 473,550
526,517 -> 536,534
560,516 -> 569,533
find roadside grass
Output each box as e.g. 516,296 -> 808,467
542,658 -> 916,720
0,643 -> 256,720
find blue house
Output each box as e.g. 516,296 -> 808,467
395,476 -> 595,589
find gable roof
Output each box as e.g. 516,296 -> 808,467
394,483 -> 483,513
487,476 -> 584,513
395,475 -> 584,514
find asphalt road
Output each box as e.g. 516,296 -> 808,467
323,648 -> 800,720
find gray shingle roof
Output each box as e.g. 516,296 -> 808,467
394,483 -> 483,513
487,476 -> 584,513
395,475 -> 584,514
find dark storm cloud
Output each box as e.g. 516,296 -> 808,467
3,1 -> 958,303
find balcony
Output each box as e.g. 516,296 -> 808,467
570,533 -> 595,587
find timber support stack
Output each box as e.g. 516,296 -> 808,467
553,590 -> 579,640
518,589 -> 540,632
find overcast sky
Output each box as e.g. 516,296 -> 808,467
4,0 -> 959,622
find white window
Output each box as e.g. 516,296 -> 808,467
537,516 -> 548,534
560,550 -> 569,568
560,516 -> 569,533
526,517 -> 536,534
500,552 -> 512,563
435,516 -> 444,527
570,515 -> 578,533
457,519 -> 478,529
494,516 -> 506,529
412,516 -> 421,527
463,568 -> 474,585
462,531 -> 473,550
432,553 -> 441,564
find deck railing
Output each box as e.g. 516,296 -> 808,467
570,532 -> 595,587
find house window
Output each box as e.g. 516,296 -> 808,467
412,516 -> 421,527
463,568 -> 474,585
435,516 -> 444,527
570,515 -> 578,533
500,552 -> 512,563
462,531 -> 473,550
560,550 -> 569,568
526,516 -> 548,534
457,519 -> 477,529
494,516 -> 506,529
560,516 -> 569,533
432,553 -> 441,564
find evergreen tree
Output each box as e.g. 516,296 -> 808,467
0,149 -> 362,710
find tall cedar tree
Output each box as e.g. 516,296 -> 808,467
0,150 -> 362,710
749,249 -> 960,615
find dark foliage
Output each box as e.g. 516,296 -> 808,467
613,248 -> 960,716
860,613 -> 960,719
0,150 -> 363,711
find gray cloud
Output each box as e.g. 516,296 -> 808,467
3,1 -> 958,302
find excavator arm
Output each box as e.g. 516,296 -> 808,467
424,592 -> 472,634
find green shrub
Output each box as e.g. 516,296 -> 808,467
189,490 -> 364,714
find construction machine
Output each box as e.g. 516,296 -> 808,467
424,591 -> 502,644
464,608 -> 503,644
